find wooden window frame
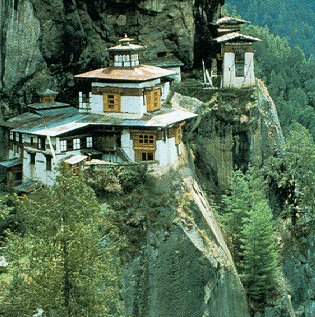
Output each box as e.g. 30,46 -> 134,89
146,88 -> 161,112
103,93 -> 121,113
135,150 -> 155,162
133,132 -> 156,150
175,127 -> 182,145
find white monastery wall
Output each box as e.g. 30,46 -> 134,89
161,81 -> 170,101
121,130 -> 135,161
222,52 -> 255,88
155,137 -> 178,167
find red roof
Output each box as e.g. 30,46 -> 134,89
75,65 -> 175,82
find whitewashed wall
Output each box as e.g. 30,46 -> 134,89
155,137 -> 178,166
121,130 -> 135,161
161,81 -> 170,101
222,52 -> 255,88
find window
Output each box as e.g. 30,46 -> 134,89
19,133 -> 23,143
60,140 -> 67,152
135,151 -> 155,162
67,139 -> 73,151
30,137 -> 34,145
38,137 -> 46,150
10,131 -> 13,140
142,151 -> 154,161
103,93 -> 121,112
86,137 -> 93,148
80,137 -> 87,148
72,163 -> 80,175
46,156 -> 52,171
234,50 -> 245,77
30,153 -> 36,165
133,133 -> 156,150
146,88 -> 161,112
73,138 -> 80,150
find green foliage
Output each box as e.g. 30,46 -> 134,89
236,26 -> 315,135
221,170 -> 281,308
262,123 -> 315,228
1,174 -> 122,317
0,194 -> 19,244
84,164 -> 149,195
226,0 -> 315,56
221,170 -> 251,259
239,24 -> 315,137
240,200 -> 281,307
105,171 -> 178,256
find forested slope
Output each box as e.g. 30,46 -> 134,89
241,25 -> 315,138
226,0 -> 315,56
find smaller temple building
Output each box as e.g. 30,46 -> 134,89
210,17 -> 261,89
0,36 -> 197,187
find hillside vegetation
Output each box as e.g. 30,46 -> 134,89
241,25 -> 315,138
226,0 -> 315,56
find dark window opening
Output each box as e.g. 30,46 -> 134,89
67,139 -> 73,151
19,133 -> 22,144
235,50 -> 245,77
141,152 -> 154,161
46,156 -> 52,171
38,137 -> 46,150
157,51 -> 167,58
30,137 -> 34,145
80,138 -> 87,149
30,153 -> 36,165
14,0 -> 18,10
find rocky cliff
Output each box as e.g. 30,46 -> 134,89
173,80 -> 284,190
0,0 -> 223,115
120,165 -> 251,317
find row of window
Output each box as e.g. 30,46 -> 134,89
10,132 -> 46,150
29,153 -> 52,171
133,133 -> 156,150
60,137 -> 93,152
114,54 -> 139,62
103,88 -> 161,113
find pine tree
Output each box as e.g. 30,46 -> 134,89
1,174 -> 122,317
221,169 -> 281,307
221,170 -> 252,261
240,200 -> 280,306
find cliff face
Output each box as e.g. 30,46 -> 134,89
174,80 -> 284,189
0,0 -> 223,114
121,172 -> 250,317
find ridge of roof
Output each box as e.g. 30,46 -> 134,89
213,32 -> 261,43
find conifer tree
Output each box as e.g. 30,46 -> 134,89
1,174 -> 122,317
221,170 -> 281,306
240,200 -> 280,306
221,170 -> 251,261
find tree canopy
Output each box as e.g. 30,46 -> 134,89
226,0 -> 315,56
1,174 -> 122,317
